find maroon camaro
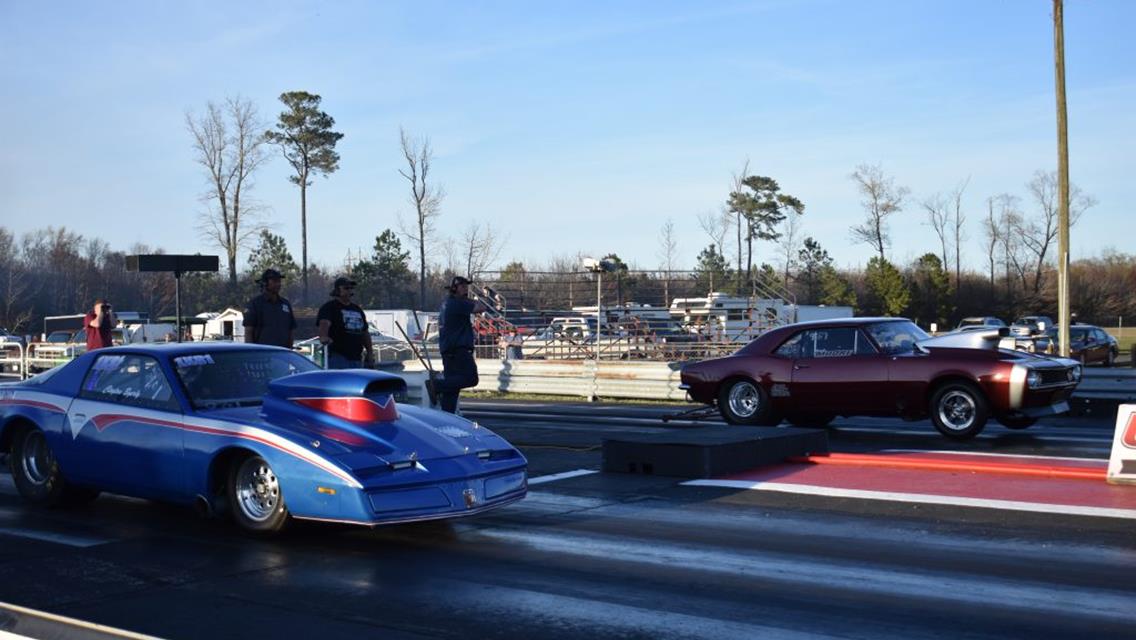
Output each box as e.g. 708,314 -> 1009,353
679,318 -> 1081,440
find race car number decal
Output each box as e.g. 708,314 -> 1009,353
174,354 -> 215,367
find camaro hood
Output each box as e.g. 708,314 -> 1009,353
918,328 -> 1006,351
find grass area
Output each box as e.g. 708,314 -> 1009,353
463,390 -> 691,405
1103,328 -> 1136,355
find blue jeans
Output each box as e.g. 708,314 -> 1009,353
327,352 -> 363,370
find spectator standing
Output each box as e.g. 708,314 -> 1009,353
84,299 -> 117,351
435,276 -> 487,413
243,269 -> 297,348
317,276 -> 374,369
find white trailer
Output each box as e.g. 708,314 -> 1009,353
364,309 -> 438,341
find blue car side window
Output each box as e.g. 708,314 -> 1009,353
81,354 -> 179,412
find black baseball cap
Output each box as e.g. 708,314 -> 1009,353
333,276 -> 357,290
257,268 -> 284,283
448,276 -> 472,289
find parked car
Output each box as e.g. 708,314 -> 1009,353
1010,315 -> 1055,337
679,318 -> 1080,440
0,343 -> 527,532
0,329 -> 26,346
956,317 -> 1006,330
1046,324 -> 1119,366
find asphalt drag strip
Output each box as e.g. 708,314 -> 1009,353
684,451 -> 1136,519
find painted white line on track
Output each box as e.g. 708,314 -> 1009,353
0,527 -> 113,548
877,449 -> 1105,462
528,469 -> 599,485
682,479 -> 1136,520
0,602 -> 163,639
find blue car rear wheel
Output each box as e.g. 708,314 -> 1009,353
10,428 -> 69,507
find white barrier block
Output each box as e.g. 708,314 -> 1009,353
1106,403 -> 1136,485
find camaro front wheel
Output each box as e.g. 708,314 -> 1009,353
228,455 -> 289,534
717,379 -> 778,426
929,382 -> 989,440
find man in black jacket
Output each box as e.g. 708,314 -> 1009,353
435,276 -> 487,413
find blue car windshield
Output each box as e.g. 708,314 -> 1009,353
865,321 -> 931,355
174,350 -> 319,410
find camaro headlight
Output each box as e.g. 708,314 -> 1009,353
1026,370 -> 1042,388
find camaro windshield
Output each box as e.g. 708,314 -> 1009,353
174,350 -> 319,409
865,321 -> 931,355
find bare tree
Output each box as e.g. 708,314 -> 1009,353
461,221 -> 507,279
397,127 -> 445,308
0,229 -> 34,332
950,177 -> 969,287
849,164 -> 909,261
995,195 -> 1029,303
187,97 -> 269,286
1019,170 -> 1096,295
982,197 -> 1001,291
730,160 -> 749,284
657,218 -> 679,307
922,192 -> 951,269
697,209 -> 730,254
775,213 -> 802,292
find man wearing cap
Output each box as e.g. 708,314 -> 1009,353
435,276 -> 487,413
84,298 -> 117,351
317,276 -> 374,369
243,268 -> 297,349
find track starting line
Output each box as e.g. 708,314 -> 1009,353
684,451 -> 1136,520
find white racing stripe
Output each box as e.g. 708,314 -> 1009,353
527,469 -> 598,485
683,479 -> 1136,520
476,527 -> 1136,623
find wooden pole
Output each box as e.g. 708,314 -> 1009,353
1054,0 -> 1071,357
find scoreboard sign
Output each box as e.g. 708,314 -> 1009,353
1107,404 -> 1136,485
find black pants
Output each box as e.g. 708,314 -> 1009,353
438,349 -> 478,413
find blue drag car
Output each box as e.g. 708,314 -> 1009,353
0,343 -> 527,533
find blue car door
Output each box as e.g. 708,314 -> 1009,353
66,353 -> 187,499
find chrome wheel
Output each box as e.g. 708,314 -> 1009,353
938,390 -> 976,432
234,458 -> 281,523
20,430 -> 53,487
728,381 -> 760,419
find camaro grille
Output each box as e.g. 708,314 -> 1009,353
1037,368 -> 1072,386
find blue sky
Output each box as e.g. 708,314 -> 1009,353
1,0 -> 1132,275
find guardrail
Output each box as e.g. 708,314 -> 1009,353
399,359 -> 1136,403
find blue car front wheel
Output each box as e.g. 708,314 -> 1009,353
228,455 -> 289,533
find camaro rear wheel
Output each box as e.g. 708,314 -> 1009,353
718,379 -> 778,426
10,428 -> 70,506
228,456 -> 288,533
997,415 -> 1037,430
929,382 -> 989,440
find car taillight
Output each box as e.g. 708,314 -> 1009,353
294,396 -> 398,422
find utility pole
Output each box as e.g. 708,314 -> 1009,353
1054,0 -> 1071,358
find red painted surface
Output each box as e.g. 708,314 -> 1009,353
723,453 -> 1136,511
790,451 -> 1106,480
